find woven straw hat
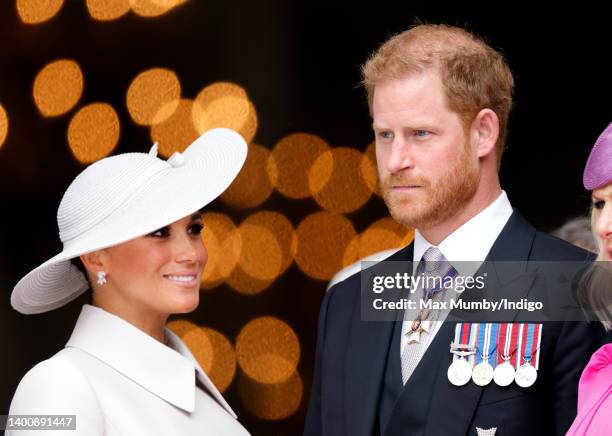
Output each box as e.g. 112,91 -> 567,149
11,128 -> 247,314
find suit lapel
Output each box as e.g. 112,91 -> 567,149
423,210 -> 537,435
345,244 -> 414,436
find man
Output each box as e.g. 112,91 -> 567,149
304,24 -> 601,436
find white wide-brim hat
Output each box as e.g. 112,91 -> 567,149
11,128 -> 247,314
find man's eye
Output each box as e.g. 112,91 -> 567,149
378,131 -> 394,141
414,130 -> 430,137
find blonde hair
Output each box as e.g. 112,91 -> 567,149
361,23 -> 514,167
579,207 -> 612,331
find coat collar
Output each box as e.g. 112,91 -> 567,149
65,304 -> 237,418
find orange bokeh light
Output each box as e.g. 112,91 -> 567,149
17,0 -> 63,24
238,370 -> 302,421
227,212 -> 296,294
310,147 -> 372,213
236,317 -> 300,384
220,144 -> 277,208
126,68 -> 181,126
168,320 -> 237,393
130,0 -> 188,17
192,82 -> 257,144
67,103 -> 120,164
295,212 -> 357,280
33,59 -> 83,117
343,217 -> 414,266
361,141 -> 380,195
271,133 -> 331,199
85,0 -> 130,20
150,99 -> 199,157
201,212 -> 240,290
0,104 -> 8,148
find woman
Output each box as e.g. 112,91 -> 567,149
7,128 -> 251,436
567,122 -> 612,435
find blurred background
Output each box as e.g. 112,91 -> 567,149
0,1 -> 610,435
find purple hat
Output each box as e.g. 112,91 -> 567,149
583,122 -> 612,190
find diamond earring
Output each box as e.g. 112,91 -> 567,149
97,271 -> 107,286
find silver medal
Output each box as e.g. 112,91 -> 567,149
515,363 -> 537,388
472,361 -> 494,386
447,358 -> 472,386
493,361 -> 515,387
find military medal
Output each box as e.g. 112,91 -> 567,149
515,323 -> 542,388
448,323 -> 475,386
515,362 -> 537,388
407,317 -> 431,344
472,323 -> 498,387
448,355 -> 473,386
493,323 -> 518,387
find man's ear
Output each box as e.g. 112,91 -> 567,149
471,108 -> 500,159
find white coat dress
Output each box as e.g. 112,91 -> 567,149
7,304 -> 251,436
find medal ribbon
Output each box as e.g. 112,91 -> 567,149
452,322 -> 473,362
486,323 -> 499,367
496,323 -> 519,366
519,323 -> 542,368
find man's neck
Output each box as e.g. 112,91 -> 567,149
418,184 -> 502,246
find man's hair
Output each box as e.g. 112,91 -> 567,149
361,23 -> 514,167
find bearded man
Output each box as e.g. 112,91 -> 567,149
304,24 -> 601,436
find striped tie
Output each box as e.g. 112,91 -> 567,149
401,246 -> 456,384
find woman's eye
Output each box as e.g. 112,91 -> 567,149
149,227 -> 170,238
189,223 -> 204,235
593,200 -> 605,210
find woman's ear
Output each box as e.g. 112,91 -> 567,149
79,251 -> 105,275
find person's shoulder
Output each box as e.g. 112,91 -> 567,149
531,230 -> 594,261
327,246 -> 410,298
9,351 -> 104,426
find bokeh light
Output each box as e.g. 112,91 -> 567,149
361,141 -> 380,195
201,212 -> 241,290
295,212 -> 356,280
130,0 -> 188,17
220,144 -> 277,208
343,217 -> 414,266
271,133 -> 331,199
192,82 -> 257,144
150,99 -> 199,157
238,370 -> 302,421
236,317 -> 300,384
227,212 -> 296,295
85,0 -> 130,21
0,104 -> 8,148
126,68 -> 181,125
33,60 -> 83,117
67,103 -> 120,163
17,0 -> 63,24
168,320 -> 237,393
310,147 -> 372,213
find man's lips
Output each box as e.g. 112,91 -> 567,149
389,185 -> 423,191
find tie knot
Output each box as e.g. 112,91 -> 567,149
422,246 -> 444,263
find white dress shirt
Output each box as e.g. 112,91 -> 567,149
400,191 -> 514,359
8,305 -> 250,436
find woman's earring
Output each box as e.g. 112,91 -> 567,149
97,271 -> 107,286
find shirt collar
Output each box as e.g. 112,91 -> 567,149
66,304 -> 237,418
413,190 -> 513,275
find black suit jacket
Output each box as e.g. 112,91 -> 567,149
304,211 -> 603,436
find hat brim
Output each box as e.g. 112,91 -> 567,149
11,128 -> 247,314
